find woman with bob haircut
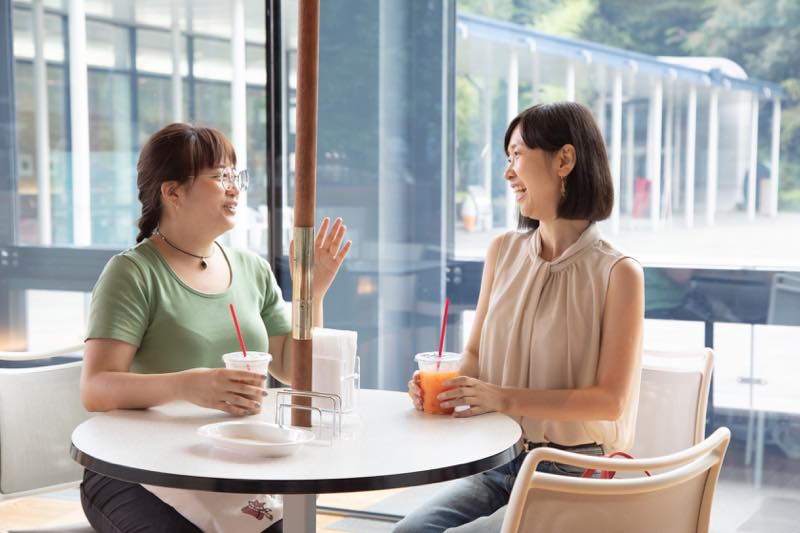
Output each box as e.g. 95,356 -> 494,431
79,123 -> 351,532
397,102 -> 644,532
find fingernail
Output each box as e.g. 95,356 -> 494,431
262,390 -> 268,397
261,375 -> 267,380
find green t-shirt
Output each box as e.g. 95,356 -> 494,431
86,239 -> 291,374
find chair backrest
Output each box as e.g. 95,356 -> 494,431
0,346 -> 90,499
501,427 -> 731,533
628,348 -> 713,459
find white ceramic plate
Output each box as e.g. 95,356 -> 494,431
197,421 -> 315,458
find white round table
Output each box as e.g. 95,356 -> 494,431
71,389 -> 522,532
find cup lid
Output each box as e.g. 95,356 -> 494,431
222,351 -> 272,363
414,351 -> 462,364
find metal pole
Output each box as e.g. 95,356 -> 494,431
565,62 -> 575,102
231,0 -> 249,248
706,88 -> 719,226
647,79 -> 663,229
685,87 -> 697,228
624,102 -> 634,214
68,0 -> 91,245
292,0 -> 319,428
481,64 -> 492,231
33,0 -> 52,245
747,94 -> 759,219
170,0 -> 182,122
610,72 -> 622,233
769,97 -> 781,217
505,50 -> 518,229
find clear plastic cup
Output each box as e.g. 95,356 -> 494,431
414,351 -> 462,414
222,351 -> 272,376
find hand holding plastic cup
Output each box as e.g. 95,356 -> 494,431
415,351 -> 462,414
222,351 -> 272,376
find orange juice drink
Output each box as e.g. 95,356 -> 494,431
414,352 -> 463,415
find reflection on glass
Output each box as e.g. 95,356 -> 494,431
136,29 -> 179,76
8,0 -> 268,249
85,20 -> 130,69
193,37 -> 232,81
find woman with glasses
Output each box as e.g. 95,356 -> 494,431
397,102 -> 644,533
79,123 -> 351,533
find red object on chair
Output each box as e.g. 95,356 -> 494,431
580,451 -> 652,479
633,177 -> 651,218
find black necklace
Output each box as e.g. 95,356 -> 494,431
155,229 -> 216,269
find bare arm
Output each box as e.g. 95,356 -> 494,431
441,258 -> 644,421
80,338 -> 266,415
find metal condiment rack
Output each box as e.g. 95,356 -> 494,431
275,389 -> 343,438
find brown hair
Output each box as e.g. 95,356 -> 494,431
135,123 -> 236,242
503,102 -> 614,231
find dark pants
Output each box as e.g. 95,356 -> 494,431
80,470 -> 283,533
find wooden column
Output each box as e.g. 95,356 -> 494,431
291,0 -> 319,427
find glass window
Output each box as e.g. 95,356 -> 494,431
136,28 -> 179,76
280,0 -> 452,390
3,0 -> 269,352
85,20 -> 130,69
193,37 -> 232,82
451,2 -> 800,524
87,69 -> 134,246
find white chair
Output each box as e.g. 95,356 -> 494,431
628,348 -> 714,460
500,427 -> 731,533
0,344 -> 94,532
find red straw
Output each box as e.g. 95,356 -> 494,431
436,297 -> 450,370
229,304 -> 250,370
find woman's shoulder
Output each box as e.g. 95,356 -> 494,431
589,235 -> 642,284
95,241 -> 158,293
488,229 -> 533,258
106,241 -> 157,276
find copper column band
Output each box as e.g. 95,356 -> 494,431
291,0 -> 319,427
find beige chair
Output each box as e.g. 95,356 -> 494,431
501,427 -> 731,533
628,348 -> 714,460
0,344 -> 94,532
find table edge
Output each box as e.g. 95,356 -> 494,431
71,440 -> 524,494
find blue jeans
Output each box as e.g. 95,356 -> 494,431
393,443 -> 603,533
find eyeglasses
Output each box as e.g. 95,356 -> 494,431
195,167 -> 250,192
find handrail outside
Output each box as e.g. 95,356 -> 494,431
0,343 -> 84,361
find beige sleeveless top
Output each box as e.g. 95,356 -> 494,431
479,223 -> 640,453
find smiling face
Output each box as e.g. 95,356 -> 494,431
182,161 -> 240,234
504,126 -> 563,222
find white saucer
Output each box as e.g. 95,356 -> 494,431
197,421 -> 315,458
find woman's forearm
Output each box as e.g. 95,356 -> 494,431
503,385 -> 626,422
81,370 -> 183,412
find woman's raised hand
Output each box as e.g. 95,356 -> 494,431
178,368 -> 267,416
407,370 -> 423,411
290,217 -> 352,301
